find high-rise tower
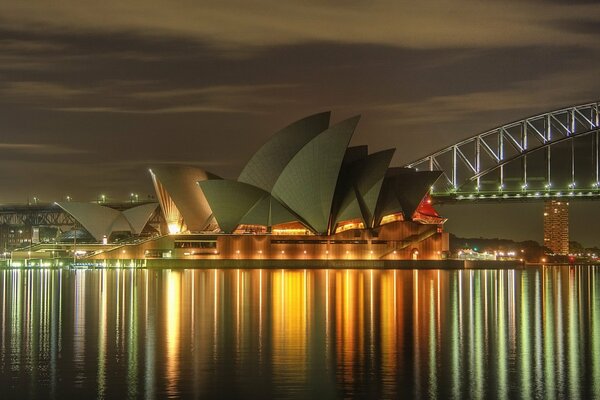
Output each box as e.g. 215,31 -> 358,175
543,200 -> 569,255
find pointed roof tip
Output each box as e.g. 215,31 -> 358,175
370,148 -> 396,157
328,114 -> 361,131
306,110 -> 331,116
288,110 -> 331,124
315,110 -> 332,117
149,164 -> 221,179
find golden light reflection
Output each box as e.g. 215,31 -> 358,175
272,269 -> 308,389
336,269 -> 356,384
165,270 -> 181,397
380,269 -> 397,397
259,269 -> 263,349
97,270 -> 107,398
0,267 -> 597,398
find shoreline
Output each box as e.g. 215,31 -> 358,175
1,258 -> 524,270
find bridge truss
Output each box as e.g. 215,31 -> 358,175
0,202 -> 164,230
405,101 -> 600,202
0,204 -> 76,226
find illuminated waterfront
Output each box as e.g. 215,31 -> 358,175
0,266 -> 599,399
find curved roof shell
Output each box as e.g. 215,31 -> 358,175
238,112 -> 330,192
239,195 -> 298,227
56,202 -> 158,241
390,169 -> 443,218
374,169 -> 442,224
272,116 -> 360,234
122,203 -> 160,234
198,180 -> 297,233
334,148 -> 395,227
150,165 -> 219,232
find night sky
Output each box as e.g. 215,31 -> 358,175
1,1 -> 599,245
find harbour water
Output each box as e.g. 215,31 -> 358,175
0,266 -> 599,399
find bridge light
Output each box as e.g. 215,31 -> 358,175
521,183 -> 528,190
498,184 -> 504,191
545,182 -> 552,189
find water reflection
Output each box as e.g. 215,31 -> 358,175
0,266 -> 599,399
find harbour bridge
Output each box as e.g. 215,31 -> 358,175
405,101 -> 600,204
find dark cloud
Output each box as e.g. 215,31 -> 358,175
555,19 -> 600,35
1,1 -> 599,49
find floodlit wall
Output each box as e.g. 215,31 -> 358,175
88,220 -> 448,261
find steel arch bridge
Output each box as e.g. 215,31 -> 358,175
405,101 -> 600,203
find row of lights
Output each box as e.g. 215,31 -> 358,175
230,249 -> 399,256
438,181 -> 600,194
27,194 -> 142,203
457,190 -> 599,200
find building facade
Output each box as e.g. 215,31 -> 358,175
144,112 -> 449,260
543,200 -> 569,255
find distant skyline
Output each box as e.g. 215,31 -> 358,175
1,1 -> 599,244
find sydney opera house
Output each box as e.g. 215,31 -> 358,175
51,112 -> 448,263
